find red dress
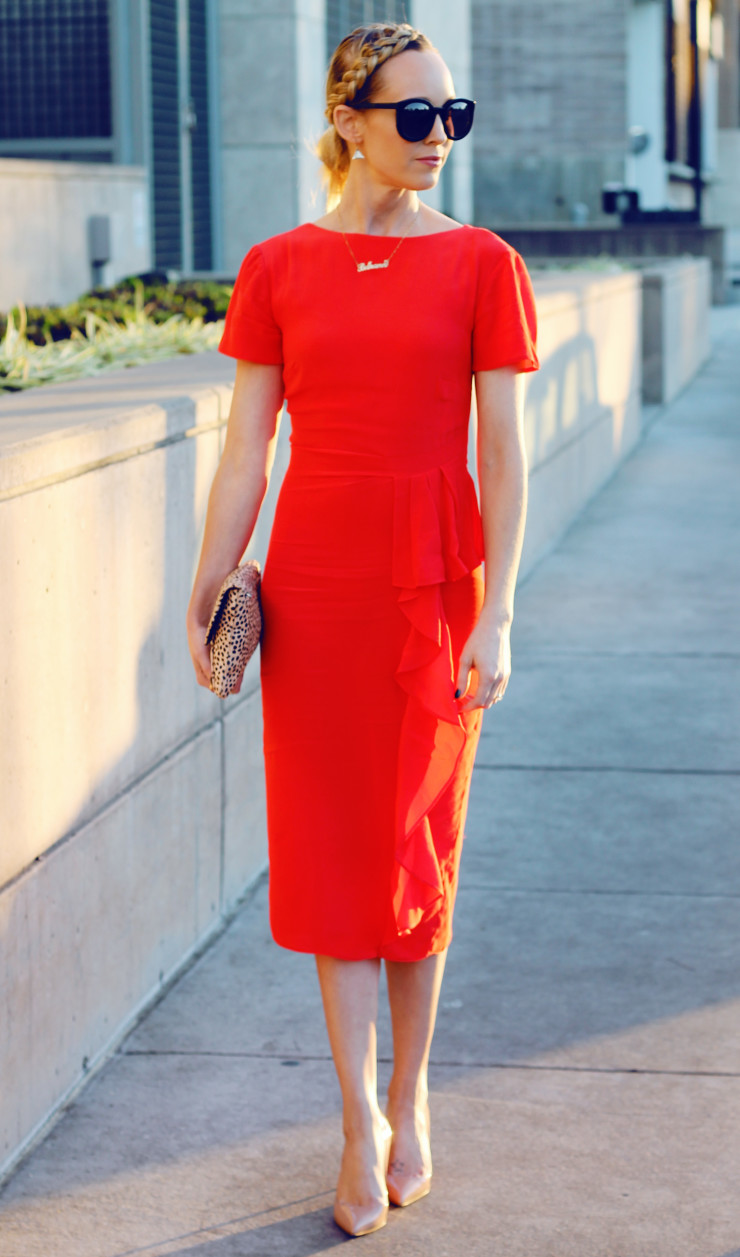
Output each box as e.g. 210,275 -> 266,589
219,223 -> 538,961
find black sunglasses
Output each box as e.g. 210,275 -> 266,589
351,97 -> 476,143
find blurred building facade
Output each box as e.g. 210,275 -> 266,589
0,0 -> 738,299
0,1 -> 473,288
473,0 -> 740,230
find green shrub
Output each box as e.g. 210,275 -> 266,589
0,298 -> 226,392
0,275 -> 234,346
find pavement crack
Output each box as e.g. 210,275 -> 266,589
456,886 -> 740,899
118,1049 -> 740,1080
475,763 -> 740,776
513,649 -> 740,660
427,1060 -> 740,1078
121,1048 -> 335,1061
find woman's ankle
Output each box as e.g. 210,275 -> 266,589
342,1102 -> 387,1141
386,1078 -> 429,1120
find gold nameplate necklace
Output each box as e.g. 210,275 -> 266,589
336,202 -> 420,272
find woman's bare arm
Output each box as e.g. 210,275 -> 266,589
455,367 -> 528,711
186,359 -> 285,689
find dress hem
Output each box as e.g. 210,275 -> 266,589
270,930 -> 453,963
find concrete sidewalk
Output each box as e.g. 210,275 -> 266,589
1,306 -> 739,1257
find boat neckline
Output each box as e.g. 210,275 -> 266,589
304,221 -> 472,240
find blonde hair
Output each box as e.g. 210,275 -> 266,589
317,22 -> 434,208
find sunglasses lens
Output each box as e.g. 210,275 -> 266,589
444,100 -> 475,140
396,101 -> 435,142
395,100 -> 475,142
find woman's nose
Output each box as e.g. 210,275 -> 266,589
426,113 -> 448,144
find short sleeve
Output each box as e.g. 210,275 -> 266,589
218,245 -> 283,363
472,239 -> 539,374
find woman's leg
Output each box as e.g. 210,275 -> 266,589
315,955 -> 390,1212
384,951 -> 448,1191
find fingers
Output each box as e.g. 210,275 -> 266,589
454,654 -> 472,704
199,641 -> 212,684
195,660 -> 212,690
188,625 -> 213,690
456,670 -> 508,713
455,646 -> 509,712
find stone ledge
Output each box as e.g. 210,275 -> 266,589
0,352 -> 235,496
0,158 -> 148,180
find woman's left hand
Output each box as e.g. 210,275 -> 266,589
454,612 -> 512,712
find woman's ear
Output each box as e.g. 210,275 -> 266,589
333,103 -> 364,149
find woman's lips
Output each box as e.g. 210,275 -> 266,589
418,157 -> 442,166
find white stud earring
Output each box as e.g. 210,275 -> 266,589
352,148 -> 365,161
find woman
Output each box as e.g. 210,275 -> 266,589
187,21 -> 538,1239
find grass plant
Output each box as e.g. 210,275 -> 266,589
0,283 -> 226,392
0,275 -> 232,345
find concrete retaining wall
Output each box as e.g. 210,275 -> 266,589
704,129 -> 740,291
0,352 -> 280,1179
488,223 -> 728,305
0,160 -> 152,311
1,267 -> 648,1180
514,269 -> 642,576
642,258 -> 712,404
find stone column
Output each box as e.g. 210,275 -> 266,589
414,0 -> 474,223
217,0 -> 300,271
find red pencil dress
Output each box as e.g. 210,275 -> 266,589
219,223 -> 539,961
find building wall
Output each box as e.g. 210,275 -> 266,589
0,160 -> 151,310
217,0 -> 324,275
717,0 -> 740,127
471,0 -> 630,225
216,1 -> 476,272
295,0 -> 330,226
626,0 -> 668,210
2,0 -> 733,290
707,129 -> 740,221
414,0 -> 474,222
705,127 -> 740,279
712,1 -> 740,282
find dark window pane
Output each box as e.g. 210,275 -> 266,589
150,0 -> 182,268
0,0 -> 112,141
188,0 -> 212,270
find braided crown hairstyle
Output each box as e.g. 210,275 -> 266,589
317,22 -> 434,207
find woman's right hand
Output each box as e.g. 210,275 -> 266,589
186,603 -> 213,690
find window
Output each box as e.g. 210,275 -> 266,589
0,0 -> 112,157
188,0 -> 212,270
149,0 -> 182,267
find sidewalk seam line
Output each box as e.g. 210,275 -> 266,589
118,1049 -> 740,1078
511,650 -> 740,659
455,886 -> 740,899
474,763 -> 739,775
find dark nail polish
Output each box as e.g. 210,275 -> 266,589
454,689 -> 461,699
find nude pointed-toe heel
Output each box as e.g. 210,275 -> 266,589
333,1121 -> 393,1237
386,1106 -> 433,1208
333,1196 -> 389,1238
386,1167 -> 432,1208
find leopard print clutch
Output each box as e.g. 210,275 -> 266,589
205,559 -> 262,698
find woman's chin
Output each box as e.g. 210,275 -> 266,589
403,167 -> 443,192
